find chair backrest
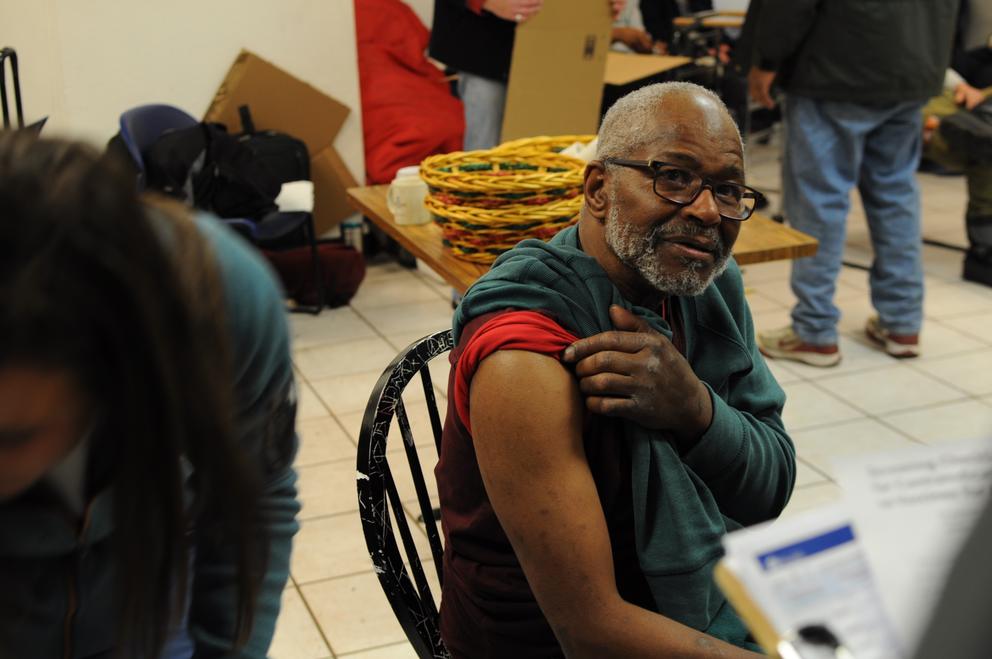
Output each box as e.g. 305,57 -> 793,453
1,47 -> 24,129
118,103 -> 198,185
115,103 -> 262,237
357,329 -> 453,659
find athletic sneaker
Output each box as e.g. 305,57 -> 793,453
757,326 -> 841,368
865,316 -> 920,358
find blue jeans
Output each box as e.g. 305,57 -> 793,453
457,72 -> 507,151
783,95 -> 926,344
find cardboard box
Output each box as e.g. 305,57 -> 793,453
501,0 -> 613,141
204,50 -> 357,234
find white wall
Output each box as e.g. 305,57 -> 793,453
0,0 -> 364,181
403,0 -> 434,29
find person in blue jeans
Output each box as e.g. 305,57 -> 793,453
430,0 -> 626,151
744,0 -> 959,367
0,133 -> 299,658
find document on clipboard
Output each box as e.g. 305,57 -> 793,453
717,504 -> 901,659
717,437 -> 992,659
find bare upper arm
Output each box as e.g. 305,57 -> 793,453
469,350 -> 765,659
469,350 -> 618,650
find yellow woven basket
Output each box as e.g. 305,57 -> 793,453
421,135 -> 595,263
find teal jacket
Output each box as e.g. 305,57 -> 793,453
454,225 -> 795,647
0,216 -> 300,658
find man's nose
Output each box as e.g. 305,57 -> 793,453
684,186 -> 722,226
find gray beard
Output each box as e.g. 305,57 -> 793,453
604,202 -> 731,297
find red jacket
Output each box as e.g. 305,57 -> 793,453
356,0 -> 465,184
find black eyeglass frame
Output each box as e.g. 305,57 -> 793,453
602,157 -> 765,221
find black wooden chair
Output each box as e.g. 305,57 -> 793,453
357,329 -> 453,659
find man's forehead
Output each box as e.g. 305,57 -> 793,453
634,99 -> 741,162
636,126 -> 742,167
650,99 -> 737,139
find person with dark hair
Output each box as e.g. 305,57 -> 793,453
436,82 -> 793,658
0,133 -> 300,658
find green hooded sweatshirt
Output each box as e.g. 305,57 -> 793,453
453,225 -> 796,648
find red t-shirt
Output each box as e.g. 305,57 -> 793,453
436,310 -> 656,658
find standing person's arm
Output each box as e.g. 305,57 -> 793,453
187,221 -> 301,657
470,349 -> 763,658
470,0 -> 543,22
746,0 -> 821,108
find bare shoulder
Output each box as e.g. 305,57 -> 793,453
472,350 -> 578,414
470,350 -> 583,459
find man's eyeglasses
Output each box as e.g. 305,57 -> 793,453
603,158 -> 765,221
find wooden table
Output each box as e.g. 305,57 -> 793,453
347,185 -> 817,295
604,52 -> 692,86
673,12 -> 745,29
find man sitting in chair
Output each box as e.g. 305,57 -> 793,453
436,81 -> 795,658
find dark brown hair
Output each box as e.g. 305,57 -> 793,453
0,132 -> 264,656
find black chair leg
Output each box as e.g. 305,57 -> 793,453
305,214 -> 324,314
287,212 -> 324,315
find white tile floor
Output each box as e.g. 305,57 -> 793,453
268,145 -> 992,658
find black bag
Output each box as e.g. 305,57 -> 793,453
141,121 -> 281,220
235,105 -> 310,185
124,106 -> 310,224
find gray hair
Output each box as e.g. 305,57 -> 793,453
595,81 -> 743,161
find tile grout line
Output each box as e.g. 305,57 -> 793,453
296,558 -> 438,590
901,357 -> 992,400
796,456 -> 833,484
870,414 -> 931,447
336,640 -> 417,657
294,372 -> 337,421
290,576 -> 339,659
812,375 -> 972,426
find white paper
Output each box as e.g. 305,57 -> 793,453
834,437 -> 992,654
275,180 -> 314,212
723,504 -> 901,659
712,0 -> 748,11
559,138 -> 598,162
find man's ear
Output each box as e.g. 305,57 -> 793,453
583,160 -> 609,222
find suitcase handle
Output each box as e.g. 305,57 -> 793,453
0,47 -> 24,129
238,104 -> 256,135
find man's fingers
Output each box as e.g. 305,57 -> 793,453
609,305 -> 655,334
573,349 -> 638,378
584,395 -> 636,420
752,81 -> 773,110
965,89 -> 985,110
563,330 -> 650,363
747,67 -> 777,110
577,372 -> 635,397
